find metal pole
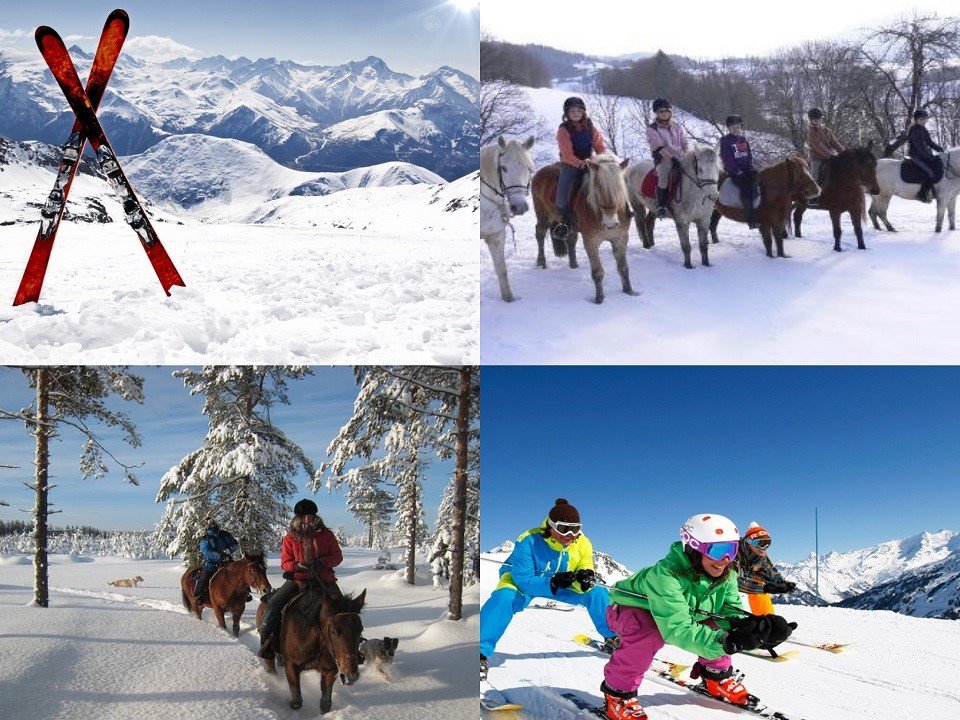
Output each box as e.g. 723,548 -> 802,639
815,506 -> 820,604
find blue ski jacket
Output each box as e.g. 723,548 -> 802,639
199,528 -> 238,569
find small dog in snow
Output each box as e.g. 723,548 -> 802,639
359,637 -> 399,680
107,575 -> 144,587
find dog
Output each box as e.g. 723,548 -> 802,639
107,575 -> 144,587
359,637 -> 399,680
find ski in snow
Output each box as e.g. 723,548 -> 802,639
784,639 -> 849,654
573,634 -> 807,720
742,648 -> 800,662
34,24 -> 186,296
559,691 -> 607,717
13,9 -> 129,306
481,679 -> 523,713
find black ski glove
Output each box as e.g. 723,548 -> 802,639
723,614 -> 797,654
550,571 -> 576,595
765,615 -> 797,646
575,569 -> 596,591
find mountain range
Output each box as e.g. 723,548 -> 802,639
0,46 -> 478,180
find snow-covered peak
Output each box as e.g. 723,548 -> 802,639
487,540 -> 515,554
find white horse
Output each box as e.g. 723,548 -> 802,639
625,147 -> 721,268
480,136 -> 535,302
868,148 -> 960,233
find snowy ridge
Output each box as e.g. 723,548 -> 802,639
836,551 -> 960,619
0,46 -> 479,179
780,530 -> 960,605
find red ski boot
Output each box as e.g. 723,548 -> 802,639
692,662 -> 750,705
600,681 -> 648,720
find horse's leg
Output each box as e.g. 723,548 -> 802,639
775,221 -> 789,258
676,221 -> 693,269
949,194 -> 957,231
935,197 -> 946,233
286,662 -> 304,710
534,214 -> 548,269
709,209 -> 721,244
567,230 -> 579,269
231,606 -> 242,637
319,669 -> 337,714
584,237 -> 605,304
868,196 -> 882,231
213,605 -> 228,631
851,209 -> 866,250
485,232 -> 515,302
644,214 -> 656,248
793,204 -> 805,238
831,210 -> 843,252
697,221 -> 710,266
875,194 -> 895,231
760,224 -> 774,258
612,235 -> 635,295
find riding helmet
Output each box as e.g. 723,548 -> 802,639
914,108 -> 930,120
807,107 -> 824,120
653,98 -> 672,112
294,498 -> 319,516
726,114 -> 743,127
563,96 -> 587,114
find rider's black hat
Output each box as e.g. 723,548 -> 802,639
807,107 -> 824,120
913,108 -> 930,120
563,96 -> 587,114
294,498 -> 319,516
726,114 -> 743,127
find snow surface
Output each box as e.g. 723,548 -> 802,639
482,90 -> 960,364
0,549 -> 478,719
480,552 -> 960,719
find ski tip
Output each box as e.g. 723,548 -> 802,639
105,9 -> 130,31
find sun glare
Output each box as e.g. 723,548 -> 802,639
450,0 -> 479,12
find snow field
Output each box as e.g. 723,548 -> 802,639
479,553 -> 960,719
0,549 -> 478,720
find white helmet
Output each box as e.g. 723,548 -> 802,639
680,513 -> 739,551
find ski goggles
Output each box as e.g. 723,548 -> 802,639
682,529 -> 739,561
547,519 -> 582,537
746,537 -> 772,550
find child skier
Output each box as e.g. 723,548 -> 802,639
733,521 -> 797,616
480,498 -> 616,680
599,514 -> 796,720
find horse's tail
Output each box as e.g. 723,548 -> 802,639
552,235 -> 568,257
181,586 -> 192,611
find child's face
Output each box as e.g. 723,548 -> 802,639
656,108 -> 672,122
568,106 -> 584,122
729,124 -> 743,135
917,116 -> 929,125
700,553 -> 731,578
811,117 -> 823,127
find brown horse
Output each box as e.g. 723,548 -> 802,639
532,154 -> 635,304
257,583 -> 367,713
792,145 -> 881,251
180,554 -> 271,636
710,155 -> 820,258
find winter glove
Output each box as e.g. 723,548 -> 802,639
282,571 -> 295,580
764,615 -> 797,647
763,580 -> 797,594
575,569 -> 596,591
550,571 -> 576,595
723,614 -> 798,654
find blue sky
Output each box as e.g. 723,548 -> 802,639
0,367 -> 452,534
480,367 -> 960,570
0,0 -> 479,76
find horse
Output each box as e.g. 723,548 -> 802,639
180,553 -> 271,637
868,147 -> 960,233
480,136 -> 536,302
532,153 -> 635,304
793,145 -> 881,251
625,147 -> 721,268
710,155 -> 820,258
256,577 -> 366,713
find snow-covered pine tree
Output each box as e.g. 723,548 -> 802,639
343,469 -> 394,548
317,366 -> 479,620
155,366 -> 315,567
0,367 -> 144,607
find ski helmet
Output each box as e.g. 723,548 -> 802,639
653,98 -> 672,112
294,498 -> 319,516
725,114 -> 743,128
914,108 -> 930,120
564,96 -> 587,114
680,514 -> 740,561
807,107 -> 824,120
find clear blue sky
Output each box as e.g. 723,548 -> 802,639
480,367 -> 960,571
0,0 -> 479,76
0,367 -> 452,534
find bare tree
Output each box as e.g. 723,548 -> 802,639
588,82 -> 625,156
480,80 -> 541,145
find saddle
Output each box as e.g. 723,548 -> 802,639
640,167 -> 681,203
717,177 -> 761,209
900,157 -> 944,185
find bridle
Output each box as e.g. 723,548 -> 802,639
321,610 -> 363,685
677,154 -> 718,206
481,150 -> 531,216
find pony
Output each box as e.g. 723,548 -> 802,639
868,147 -> 960,233
532,153 -> 635,304
180,553 -> 270,637
711,155 -> 820,258
256,576 -> 367,713
480,136 -> 536,302
793,145 -> 881,251
625,147 -> 721,268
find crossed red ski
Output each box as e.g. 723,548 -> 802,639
15,14 -> 186,304
13,10 -> 129,306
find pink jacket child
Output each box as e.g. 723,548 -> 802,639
646,121 -> 688,165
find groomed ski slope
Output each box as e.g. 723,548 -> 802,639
0,549 -> 477,720
480,553 -> 960,719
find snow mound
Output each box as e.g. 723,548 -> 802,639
0,555 -> 32,565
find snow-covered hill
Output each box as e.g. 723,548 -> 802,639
1,549 -> 478,719
480,553 -> 960,719
0,46 -> 478,179
483,541 -> 632,586
780,530 -> 960,605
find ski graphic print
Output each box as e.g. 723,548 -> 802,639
13,9 -> 129,306
34,23 -> 186,296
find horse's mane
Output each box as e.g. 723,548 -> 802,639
583,153 -> 628,213
480,143 -> 499,186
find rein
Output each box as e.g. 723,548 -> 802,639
678,155 -> 718,206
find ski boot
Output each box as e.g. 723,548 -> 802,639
480,654 -> 489,681
39,187 -> 64,237
61,131 -> 82,164
600,635 -> 621,654
600,681 -> 648,720
655,188 -> 668,219
97,146 -> 121,180
692,662 -> 749,705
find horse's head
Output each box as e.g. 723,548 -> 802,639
242,554 -> 271,594
789,155 -> 821,200
493,136 -> 536,216
689,147 -> 720,204
583,154 -> 629,229
322,589 -> 366,686
852,145 -> 881,195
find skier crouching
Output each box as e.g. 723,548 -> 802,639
480,498 -> 617,680
733,521 -> 797,617
600,514 -> 796,720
